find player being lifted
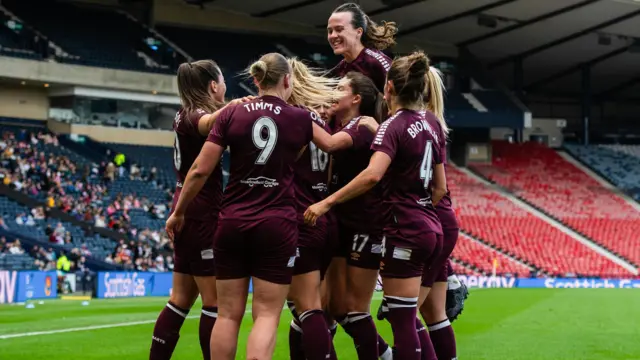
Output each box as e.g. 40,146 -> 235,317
305,51 -> 447,360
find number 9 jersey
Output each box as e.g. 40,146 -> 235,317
172,108 -> 223,221
207,95 -> 314,221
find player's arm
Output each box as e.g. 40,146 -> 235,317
173,142 -> 224,215
311,122 -> 353,153
357,116 -> 379,134
304,151 -> 390,225
431,164 -> 447,207
197,96 -> 255,136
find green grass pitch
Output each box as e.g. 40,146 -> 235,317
1,289 -> 639,359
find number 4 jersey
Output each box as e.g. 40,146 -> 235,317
171,108 -> 223,220
371,109 -> 444,237
207,95 -> 314,221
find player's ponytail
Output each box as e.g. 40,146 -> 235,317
425,66 -> 448,135
287,58 -> 340,111
387,51 -> 430,108
332,3 -> 397,51
246,53 -> 290,90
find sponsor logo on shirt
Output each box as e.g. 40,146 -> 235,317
240,176 -> 280,188
312,182 -> 328,192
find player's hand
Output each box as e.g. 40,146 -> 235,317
357,116 -> 379,134
304,200 -> 331,226
165,213 -> 185,241
228,96 -> 256,106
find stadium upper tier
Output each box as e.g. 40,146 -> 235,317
1,0 -> 175,73
565,144 -> 640,201
472,141 -> 640,267
447,165 -> 631,277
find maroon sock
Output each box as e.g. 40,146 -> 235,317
339,312 -> 379,360
300,309 -> 332,360
416,318 -> 436,360
378,334 -> 391,357
385,296 -> 421,360
149,302 -> 189,360
428,319 -> 457,360
289,319 -> 306,360
327,321 -> 338,360
199,306 -> 217,360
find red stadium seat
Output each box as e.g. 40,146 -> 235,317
470,141 -> 640,268
448,162 -> 632,277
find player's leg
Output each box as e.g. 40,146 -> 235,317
339,231 -> 386,360
290,269 -> 331,360
246,217 -> 298,360
211,277 -> 250,360
149,271 -> 198,360
381,233 -> 441,360
191,220 -> 218,360
210,219 -> 250,360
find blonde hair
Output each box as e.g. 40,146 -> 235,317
425,67 -> 448,135
176,60 -> 224,114
287,58 -> 340,110
247,53 -> 291,90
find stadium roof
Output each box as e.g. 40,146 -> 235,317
200,0 -> 640,100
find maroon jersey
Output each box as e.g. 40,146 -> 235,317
294,117 -> 330,224
371,109 -> 443,237
171,108 -> 223,220
332,117 -> 384,232
207,95 -> 314,220
330,48 -> 391,93
420,111 -> 458,230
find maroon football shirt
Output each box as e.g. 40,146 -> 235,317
207,96 -> 314,220
171,108 -> 223,220
420,110 -> 459,230
371,109 -> 443,236
332,117 -> 384,232
294,117 -> 331,225
330,48 -> 391,93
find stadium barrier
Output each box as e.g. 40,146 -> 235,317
0,270 -> 58,304
96,271 -> 256,298
459,275 -> 640,289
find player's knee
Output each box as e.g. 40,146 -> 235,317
420,297 -> 446,323
169,292 -> 197,310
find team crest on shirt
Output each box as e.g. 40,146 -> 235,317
240,176 -> 279,188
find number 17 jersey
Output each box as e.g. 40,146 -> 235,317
207,95 -> 314,221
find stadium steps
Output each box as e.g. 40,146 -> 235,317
463,166 -> 639,274
458,229 -> 542,276
450,257 -> 485,276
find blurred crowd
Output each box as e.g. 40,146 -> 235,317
0,128 -> 174,272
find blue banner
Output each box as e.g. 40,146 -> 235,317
0,270 -> 57,304
458,275 -> 640,289
96,272 -> 254,298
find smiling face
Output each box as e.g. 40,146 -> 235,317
327,11 -> 362,56
333,77 -> 360,115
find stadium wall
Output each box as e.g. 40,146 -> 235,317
0,271 -> 58,304
0,56 -> 177,94
47,119 -> 173,147
0,86 -> 49,121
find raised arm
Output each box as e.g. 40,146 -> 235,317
197,96 -> 255,136
312,122 -> 353,153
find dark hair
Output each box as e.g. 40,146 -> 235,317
333,2 -> 397,50
176,60 -> 224,114
387,51 -> 430,107
247,53 -> 291,90
345,71 -> 383,123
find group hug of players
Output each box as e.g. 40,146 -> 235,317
149,3 -> 468,360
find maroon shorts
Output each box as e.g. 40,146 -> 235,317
214,217 -> 298,285
294,222 -> 335,278
173,218 -> 217,277
380,232 -> 442,279
338,224 -> 384,270
422,228 -> 458,287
